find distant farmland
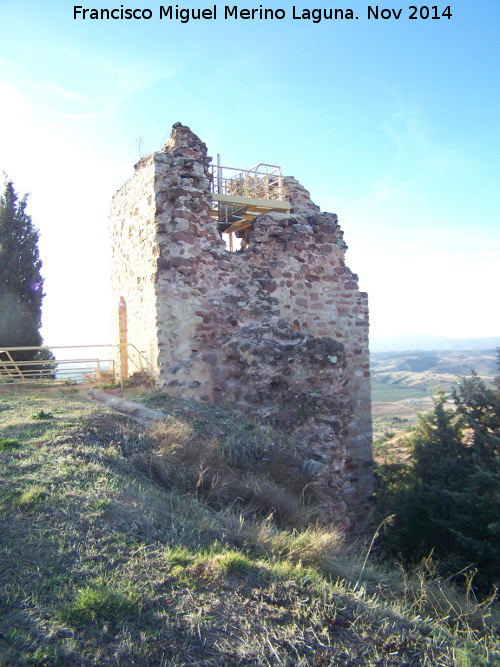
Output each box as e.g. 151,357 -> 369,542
371,381 -> 429,403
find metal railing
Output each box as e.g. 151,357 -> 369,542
0,343 -> 156,385
209,161 -> 284,201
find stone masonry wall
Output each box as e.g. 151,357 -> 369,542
109,156 -> 159,377
109,123 -> 373,532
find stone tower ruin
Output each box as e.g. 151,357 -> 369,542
109,123 -> 373,531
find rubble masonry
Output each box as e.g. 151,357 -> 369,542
109,123 -> 373,531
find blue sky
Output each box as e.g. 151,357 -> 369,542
0,0 -> 498,345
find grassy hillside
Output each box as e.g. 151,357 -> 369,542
0,385 -> 499,666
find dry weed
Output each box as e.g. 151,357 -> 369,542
141,414 -> 309,526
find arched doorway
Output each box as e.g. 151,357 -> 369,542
118,297 -> 128,379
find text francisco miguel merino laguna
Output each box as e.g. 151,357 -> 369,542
75,5 -> 373,22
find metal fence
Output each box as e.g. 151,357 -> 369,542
0,344 -> 154,385
209,161 -> 284,201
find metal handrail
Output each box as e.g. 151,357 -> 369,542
119,342 -> 158,381
209,163 -> 284,201
0,343 -> 157,385
0,345 -> 113,351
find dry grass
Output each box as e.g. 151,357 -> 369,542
0,384 -> 498,666
141,414 -> 311,526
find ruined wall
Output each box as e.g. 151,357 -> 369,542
109,156 -> 160,376
109,123 -> 373,531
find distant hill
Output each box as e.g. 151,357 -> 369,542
371,349 -> 498,378
370,335 -> 500,353
371,348 -> 499,453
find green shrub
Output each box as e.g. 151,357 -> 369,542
0,438 -> 20,451
164,545 -> 194,567
18,486 -> 48,507
30,410 -> 53,420
213,550 -> 253,574
61,586 -> 137,623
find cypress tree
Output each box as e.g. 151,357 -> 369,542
451,372 -> 500,587
0,179 -> 54,371
383,391 -> 468,564
379,376 -> 500,591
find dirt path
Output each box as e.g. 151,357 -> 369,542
86,388 -> 167,424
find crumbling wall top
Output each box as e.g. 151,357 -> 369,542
162,122 -> 209,161
282,176 -> 320,214
130,122 -> 209,175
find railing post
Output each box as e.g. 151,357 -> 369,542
6,351 -> 23,380
217,154 -> 222,195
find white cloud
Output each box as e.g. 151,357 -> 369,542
36,80 -> 87,102
370,93 -> 477,207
